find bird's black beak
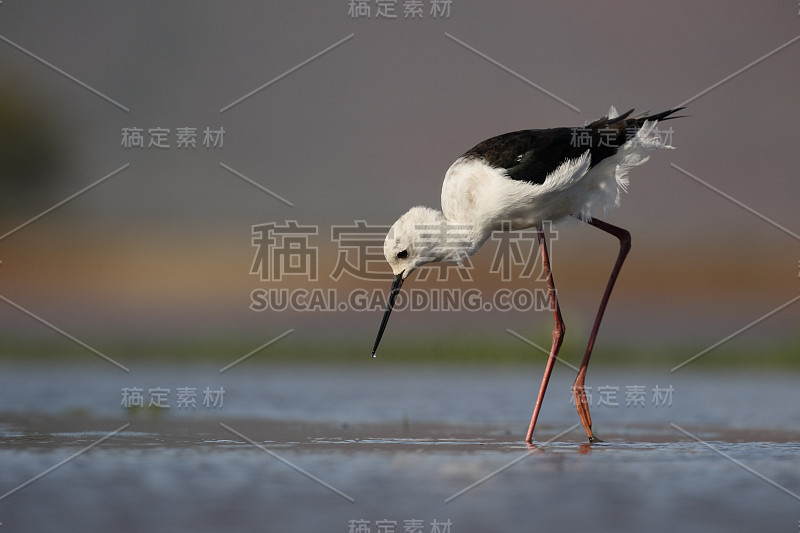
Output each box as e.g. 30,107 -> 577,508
371,272 -> 405,358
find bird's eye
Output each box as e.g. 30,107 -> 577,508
396,250 -> 408,260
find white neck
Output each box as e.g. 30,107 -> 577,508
426,215 -> 490,265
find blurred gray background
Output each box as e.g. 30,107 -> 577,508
1,1 -> 798,359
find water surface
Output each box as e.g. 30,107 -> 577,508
1,362 -> 798,532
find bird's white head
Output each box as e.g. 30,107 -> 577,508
372,206 -> 475,358
383,206 -> 450,280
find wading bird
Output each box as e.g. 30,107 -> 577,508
370,107 -> 684,443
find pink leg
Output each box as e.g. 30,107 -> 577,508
572,217 -> 631,442
526,224 -> 565,444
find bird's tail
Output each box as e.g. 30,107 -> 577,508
603,106 -> 686,126
585,106 -> 684,155
630,107 -> 687,125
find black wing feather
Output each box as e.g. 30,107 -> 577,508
462,107 -> 684,185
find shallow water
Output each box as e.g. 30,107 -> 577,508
1,362 -> 799,532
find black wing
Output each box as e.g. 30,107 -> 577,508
462,108 -> 684,185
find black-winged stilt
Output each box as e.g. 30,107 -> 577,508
370,106 -> 684,444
